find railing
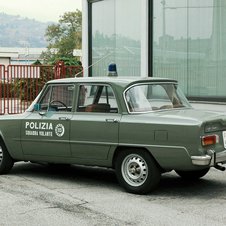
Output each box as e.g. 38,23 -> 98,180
0,65 -> 6,115
0,63 -> 83,114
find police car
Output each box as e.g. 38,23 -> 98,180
1,74 -> 226,194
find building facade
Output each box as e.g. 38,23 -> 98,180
0,48 -> 83,65
82,0 -> 226,101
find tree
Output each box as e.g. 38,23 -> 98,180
40,10 -> 82,63
32,59 -> 42,65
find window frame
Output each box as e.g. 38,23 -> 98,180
123,82 -> 191,114
76,83 -> 119,113
35,84 -> 75,113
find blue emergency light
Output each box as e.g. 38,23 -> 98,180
108,62 -> 118,77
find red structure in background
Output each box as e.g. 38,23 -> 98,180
55,61 -> 64,79
0,63 -> 83,115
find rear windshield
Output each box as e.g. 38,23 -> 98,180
125,83 -> 192,113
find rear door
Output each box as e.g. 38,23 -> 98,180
70,84 -> 121,160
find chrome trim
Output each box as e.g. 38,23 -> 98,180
191,150 -> 226,166
191,155 -> 211,166
207,149 -> 216,166
216,150 -> 226,164
122,82 -> 193,114
123,82 -> 178,114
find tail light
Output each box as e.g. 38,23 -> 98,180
202,135 -> 218,146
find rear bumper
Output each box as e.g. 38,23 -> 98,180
191,150 -> 226,166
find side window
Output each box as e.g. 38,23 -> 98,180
37,85 -> 75,112
77,85 -> 118,113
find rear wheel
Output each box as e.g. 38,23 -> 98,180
115,149 -> 161,194
175,168 -> 210,180
0,142 -> 14,174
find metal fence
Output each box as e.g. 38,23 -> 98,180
0,65 -> 6,115
0,63 -> 83,114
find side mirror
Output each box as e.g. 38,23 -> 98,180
34,104 -> 41,111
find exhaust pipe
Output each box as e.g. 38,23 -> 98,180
214,164 -> 226,171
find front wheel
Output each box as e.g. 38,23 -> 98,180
0,142 -> 14,174
175,168 -> 210,180
115,149 -> 161,194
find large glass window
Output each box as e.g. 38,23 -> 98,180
91,0 -> 141,77
153,0 -> 226,99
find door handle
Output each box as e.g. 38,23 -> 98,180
59,117 -> 70,121
39,112 -> 45,116
106,119 -> 118,123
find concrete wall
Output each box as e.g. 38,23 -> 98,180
0,57 -> 10,67
0,51 -> 19,67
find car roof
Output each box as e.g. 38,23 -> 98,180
47,76 -> 178,88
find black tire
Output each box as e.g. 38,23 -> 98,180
115,149 -> 161,194
175,168 -> 210,180
0,141 -> 14,174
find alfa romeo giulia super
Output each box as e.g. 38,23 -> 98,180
1,76 -> 226,194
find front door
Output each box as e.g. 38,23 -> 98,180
21,84 -> 75,157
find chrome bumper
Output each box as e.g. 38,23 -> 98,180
191,150 -> 226,166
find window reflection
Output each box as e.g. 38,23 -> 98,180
91,0 -> 141,77
153,0 -> 226,99
125,83 -> 191,113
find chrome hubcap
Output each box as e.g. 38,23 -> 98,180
121,154 -> 148,187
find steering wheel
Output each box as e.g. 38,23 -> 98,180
49,100 -> 68,111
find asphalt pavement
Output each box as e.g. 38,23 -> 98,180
0,163 -> 226,225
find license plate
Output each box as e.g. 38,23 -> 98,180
223,131 -> 226,148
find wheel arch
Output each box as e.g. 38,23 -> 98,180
0,132 -> 8,150
0,134 -> 12,158
112,146 -> 162,170
0,131 -> 16,160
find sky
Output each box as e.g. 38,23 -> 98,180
0,0 -> 82,23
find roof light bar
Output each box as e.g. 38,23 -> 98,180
108,62 -> 118,77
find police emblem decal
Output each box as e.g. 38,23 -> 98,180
55,124 -> 65,137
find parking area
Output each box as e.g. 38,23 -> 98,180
1,162 -> 226,226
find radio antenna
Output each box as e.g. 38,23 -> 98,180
75,47 -> 119,77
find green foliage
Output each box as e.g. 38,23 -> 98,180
32,59 -> 42,65
40,10 -> 82,63
1,83 -> 15,98
49,57 -> 80,66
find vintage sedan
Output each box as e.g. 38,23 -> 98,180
1,76 -> 226,194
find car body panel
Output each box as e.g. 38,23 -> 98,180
21,111 -> 72,157
70,112 -> 121,160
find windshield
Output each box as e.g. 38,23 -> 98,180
125,83 -> 192,113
